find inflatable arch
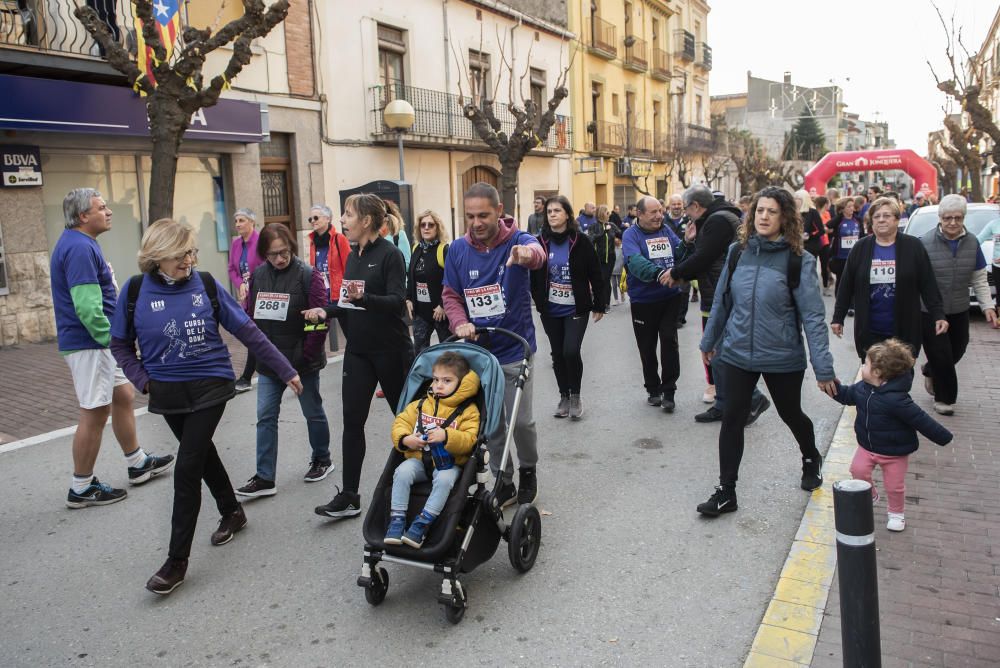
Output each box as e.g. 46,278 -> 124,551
804,149 -> 937,200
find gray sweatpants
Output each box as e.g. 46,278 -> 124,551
488,359 -> 538,483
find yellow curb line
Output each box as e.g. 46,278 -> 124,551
744,398 -> 859,668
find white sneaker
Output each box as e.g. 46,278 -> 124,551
701,385 -> 716,404
933,401 -> 954,415
887,513 -> 905,532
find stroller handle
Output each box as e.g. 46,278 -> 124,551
445,326 -> 533,361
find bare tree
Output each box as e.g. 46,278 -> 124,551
453,26 -> 573,212
928,2 -> 999,196
75,0 -> 289,220
941,114 -> 984,201
700,153 -> 731,189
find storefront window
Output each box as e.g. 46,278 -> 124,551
41,154 -> 145,289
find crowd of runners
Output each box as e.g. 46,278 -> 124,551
48,180 -> 997,594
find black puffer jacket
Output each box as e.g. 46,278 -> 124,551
670,199 -> 742,312
833,373 -> 952,456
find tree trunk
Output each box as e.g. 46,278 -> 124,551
500,160 -> 519,217
146,95 -> 189,221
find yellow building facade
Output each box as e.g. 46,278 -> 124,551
568,0 -> 713,210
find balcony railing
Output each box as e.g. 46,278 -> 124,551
0,0 -> 138,60
626,127 -> 653,157
585,120 -> 624,155
370,82 -> 572,153
675,123 -> 716,153
674,29 -> 695,62
697,42 -> 712,70
653,131 -> 671,161
588,15 -> 617,59
652,46 -> 670,80
623,36 -> 647,72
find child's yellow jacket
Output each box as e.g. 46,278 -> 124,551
391,370 -> 480,466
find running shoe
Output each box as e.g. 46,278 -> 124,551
402,511 -> 436,549
886,513 -> 905,532
696,486 -> 738,517
661,394 -> 675,414
66,477 -> 127,509
694,406 -> 723,423
211,505 -> 247,546
128,454 -> 175,485
384,512 -> 406,545
494,480 -> 517,510
303,460 -> 333,482
553,396 -> 570,418
647,393 -> 662,407
517,468 -> 537,505
235,475 -> 276,498
801,456 -> 823,491
569,394 -> 584,420
234,379 -> 252,393
146,558 -> 187,595
314,487 -> 361,518
746,395 -> 771,426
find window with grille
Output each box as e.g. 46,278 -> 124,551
469,50 -> 492,100
378,24 -> 406,91
529,68 -> 546,111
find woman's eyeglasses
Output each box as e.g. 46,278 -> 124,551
419,222 -> 437,229
171,248 -> 198,262
266,248 -> 291,260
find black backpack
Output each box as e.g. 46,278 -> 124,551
125,271 -> 221,340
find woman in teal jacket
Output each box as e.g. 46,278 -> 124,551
697,187 -> 837,517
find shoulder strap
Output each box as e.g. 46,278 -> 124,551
126,273 -> 145,340
197,271 -> 221,322
437,242 -> 447,269
723,244 -> 744,300
787,251 -> 802,291
393,232 -> 400,247
442,395 -> 477,429
300,261 -> 313,299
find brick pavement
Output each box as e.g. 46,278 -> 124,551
0,322 -> 344,444
811,321 -> 1000,667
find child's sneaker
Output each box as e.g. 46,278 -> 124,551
384,511 -> 406,545
886,512 -> 905,532
402,510 -> 436,549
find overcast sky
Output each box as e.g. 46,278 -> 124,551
708,0 -> 996,153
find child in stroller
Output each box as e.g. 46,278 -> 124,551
386,351 -> 480,548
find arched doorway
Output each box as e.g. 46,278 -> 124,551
461,165 -> 500,195
804,149 -> 938,200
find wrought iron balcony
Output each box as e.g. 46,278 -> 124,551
652,47 -> 670,81
370,82 -> 572,153
697,42 -> 712,71
588,15 -> 617,59
674,29 -> 695,62
626,126 -> 652,158
0,0 -> 138,60
653,131 -> 671,161
623,35 -> 647,72
675,123 -> 716,153
585,119 -> 624,156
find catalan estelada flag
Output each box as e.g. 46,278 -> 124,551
134,0 -> 181,92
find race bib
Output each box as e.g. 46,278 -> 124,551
416,282 -> 431,303
464,284 -> 506,319
338,280 -> 366,310
548,281 -> 575,306
993,233 -> 1000,264
842,235 -> 858,249
254,292 -> 290,321
646,237 -> 673,260
870,260 -> 895,285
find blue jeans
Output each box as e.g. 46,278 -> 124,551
255,371 -> 330,481
390,457 -> 461,517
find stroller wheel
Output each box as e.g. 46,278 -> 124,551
364,567 -> 389,606
443,584 -> 468,625
508,504 -> 542,573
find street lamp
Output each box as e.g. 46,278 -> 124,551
384,99 -> 415,181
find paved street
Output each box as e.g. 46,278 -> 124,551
3,294 -> 860,667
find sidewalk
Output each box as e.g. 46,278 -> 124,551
0,324 -> 344,444
811,322 -> 1000,666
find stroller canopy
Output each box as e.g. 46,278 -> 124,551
397,343 -> 505,437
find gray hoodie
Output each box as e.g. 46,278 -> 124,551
700,236 -> 835,380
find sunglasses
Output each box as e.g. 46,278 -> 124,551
308,216 -> 323,222
419,221 -> 437,229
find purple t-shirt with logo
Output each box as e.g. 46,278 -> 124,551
50,229 -> 118,351
869,243 -> 896,335
110,272 -> 250,382
546,238 -> 575,318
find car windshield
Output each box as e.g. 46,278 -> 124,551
905,207 -> 1000,238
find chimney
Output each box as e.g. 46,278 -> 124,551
783,72 -> 792,85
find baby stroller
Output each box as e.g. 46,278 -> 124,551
358,327 -> 541,624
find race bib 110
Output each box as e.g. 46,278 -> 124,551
870,259 -> 895,285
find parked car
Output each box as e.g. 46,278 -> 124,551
903,203 -> 999,309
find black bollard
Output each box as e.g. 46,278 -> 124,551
833,479 -> 882,667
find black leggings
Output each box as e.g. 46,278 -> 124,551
819,245 -> 832,288
239,353 -> 256,382
540,313 -> 589,396
163,402 -> 237,560
341,348 -> 413,493
921,310 -> 970,405
717,362 -> 818,487
829,257 -> 846,297
630,294 -> 684,396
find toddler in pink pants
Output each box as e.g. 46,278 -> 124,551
831,339 -> 952,532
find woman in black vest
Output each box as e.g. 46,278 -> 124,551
530,195 -> 606,420
406,209 -> 450,354
235,223 -> 331,499
303,194 -> 413,520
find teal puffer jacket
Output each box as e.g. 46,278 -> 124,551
700,236 -> 835,380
